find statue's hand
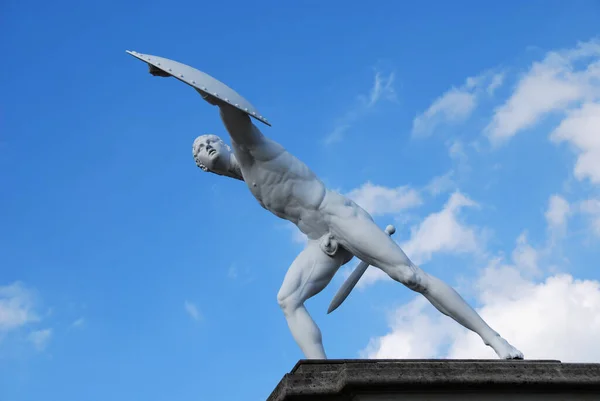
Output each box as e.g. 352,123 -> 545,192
195,89 -> 221,106
147,64 -> 171,77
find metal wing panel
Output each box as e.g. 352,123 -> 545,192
126,50 -> 271,126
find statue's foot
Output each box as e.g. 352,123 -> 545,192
488,335 -> 524,359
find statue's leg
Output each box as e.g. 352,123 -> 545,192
329,210 -> 523,359
277,239 -> 350,359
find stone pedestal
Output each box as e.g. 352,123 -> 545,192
267,359 -> 600,400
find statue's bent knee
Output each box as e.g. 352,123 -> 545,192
403,269 -> 428,294
277,292 -> 299,315
277,294 -> 290,312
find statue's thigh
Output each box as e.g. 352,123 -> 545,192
331,212 -> 412,270
278,241 -> 343,303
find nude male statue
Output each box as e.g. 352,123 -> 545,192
192,93 -> 524,360
126,50 -> 522,360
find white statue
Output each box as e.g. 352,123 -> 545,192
128,51 -> 524,360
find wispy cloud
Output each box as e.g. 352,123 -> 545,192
324,70 -> 396,145
487,72 -> 505,95
225,263 -> 255,286
227,265 -> 239,280
412,88 -> 477,137
28,328 -> 52,351
424,171 -> 456,196
0,282 -> 40,332
545,195 -> 570,236
412,71 -> 504,137
184,301 -> 201,322
71,317 -> 85,328
323,124 -> 351,146
578,199 -> 600,238
362,71 -> 396,107
446,139 -> 471,175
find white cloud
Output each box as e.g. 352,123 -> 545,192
486,40 -> 600,144
401,192 -> 483,265
71,318 -> 85,328
184,301 -> 201,321
361,296 -> 455,359
28,328 -> 52,351
0,282 -> 39,332
364,235 -> 600,362
550,102 -> 600,184
325,70 -> 395,145
545,195 -> 570,234
412,71 -> 503,137
346,182 -> 422,216
449,274 -> 600,362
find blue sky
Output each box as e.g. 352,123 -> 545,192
2,1 -> 600,400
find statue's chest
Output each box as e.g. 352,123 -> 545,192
233,143 -> 298,215
243,165 -> 292,213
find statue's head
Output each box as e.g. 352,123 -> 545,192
192,134 -> 234,176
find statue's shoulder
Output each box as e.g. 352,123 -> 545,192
243,137 -> 287,162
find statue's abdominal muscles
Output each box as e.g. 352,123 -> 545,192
239,150 -> 330,239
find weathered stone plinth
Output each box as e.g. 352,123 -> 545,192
267,359 -> 600,400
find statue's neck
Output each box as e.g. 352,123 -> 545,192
219,153 -> 244,181
229,155 -> 244,181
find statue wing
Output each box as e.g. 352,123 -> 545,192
126,50 -> 271,127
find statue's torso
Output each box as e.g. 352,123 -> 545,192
220,107 -> 370,241
231,139 -> 332,239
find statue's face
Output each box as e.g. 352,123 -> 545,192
192,134 -> 232,175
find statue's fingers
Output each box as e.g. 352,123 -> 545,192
148,64 -> 171,77
195,89 -> 220,105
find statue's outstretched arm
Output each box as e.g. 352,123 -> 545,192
196,89 -> 266,147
